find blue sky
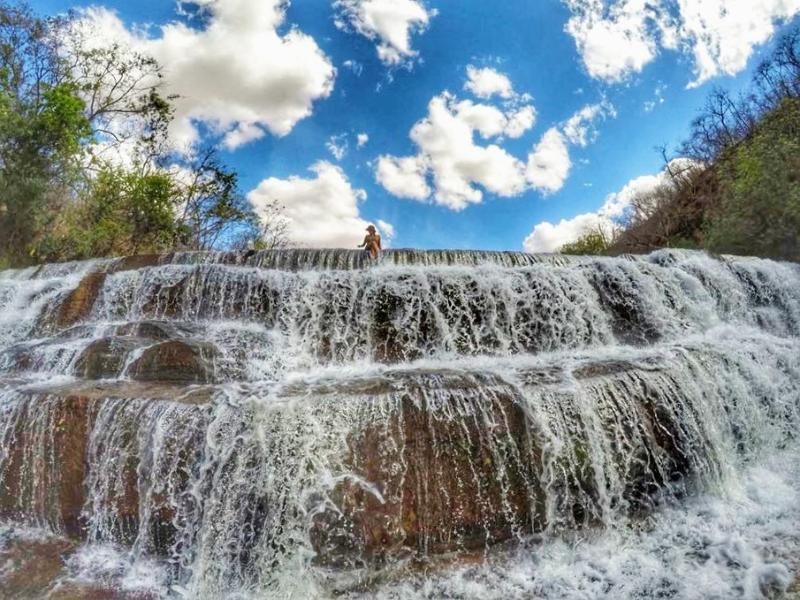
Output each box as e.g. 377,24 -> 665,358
31,0 -> 800,251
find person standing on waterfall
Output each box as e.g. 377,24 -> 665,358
358,225 -> 382,260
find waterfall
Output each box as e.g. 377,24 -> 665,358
0,249 -> 799,599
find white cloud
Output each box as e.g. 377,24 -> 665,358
564,0 -> 800,86
505,105 -> 538,138
79,1 -> 335,150
525,128 -> 572,194
375,155 -> 431,200
677,0 -> 800,87
464,65 -> 515,99
522,159 -> 695,252
564,0 -> 663,84
376,219 -> 396,240
375,68 -> 614,208
357,133 -> 370,148
376,93 -> 528,210
454,100 -> 536,139
248,161 -> 392,248
327,134 -> 349,161
562,99 -> 616,147
334,0 -> 435,66
523,212 -> 610,254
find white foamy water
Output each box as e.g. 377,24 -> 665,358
0,249 -> 798,599
364,447 -> 800,600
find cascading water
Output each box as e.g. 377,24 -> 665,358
0,249 -> 799,599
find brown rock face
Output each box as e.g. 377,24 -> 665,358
115,321 -> 194,341
52,272 -> 106,329
74,338 -> 142,380
0,388 -> 210,556
72,323 -> 208,381
307,364 -> 702,570
310,378 -> 539,568
140,277 -> 190,319
0,532 -> 157,599
0,534 -> 76,599
0,395 -> 92,538
127,340 -> 217,384
108,254 -> 162,273
46,584 -> 158,600
588,267 -> 662,345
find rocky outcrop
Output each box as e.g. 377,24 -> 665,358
74,338 -> 142,380
309,374 -> 539,568
0,386 -> 211,554
108,254 -> 162,273
0,533 -> 156,599
0,533 -> 76,599
51,272 -> 106,329
308,362 -> 700,569
127,340 -> 217,384
0,395 -> 93,538
73,335 -> 216,383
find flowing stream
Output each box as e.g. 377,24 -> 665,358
0,249 -> 799,599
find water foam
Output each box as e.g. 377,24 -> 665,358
0,249 -> 798,598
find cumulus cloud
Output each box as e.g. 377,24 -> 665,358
375,67 -> 613,208
677,0 -> 800,86
506,105 -> 538,138
454,99 -> 537,139
522,159 -> 695,252
564,0 -> 800,86
464,65 -> 515,99
79,0 -> 335,150
375,92 -> 530,210
564,0 -> 663,84
357,133 -> 370,148
375,155 -> 431,200
248,161 -> 393,248
525,128 -> 572,194
334,0 -> 435,66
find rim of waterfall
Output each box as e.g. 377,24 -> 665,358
1,248 -> 799,599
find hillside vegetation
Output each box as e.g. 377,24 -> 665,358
0,2 -> 286,269
563,28 -> 800,263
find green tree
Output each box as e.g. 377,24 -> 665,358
559,226 -> 614,255
704,98 -> 800,261
0,1 -> 174,264
0,3 -> 91,262
37,164 -> 178,260
0,1 -> 288,266
173,148 -> 257,251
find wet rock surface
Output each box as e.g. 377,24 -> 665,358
0,395 -> 93,538
310,385 -> 538,568
74,337 -> 143,380
51,272 -> 106,330
1,250 -> 799,596
0,385 -> 211,553
0,532 -> 76,599
108,254 -> 162,274
0,531 -> 156,599
127,340 -> 218,384
21,379 -> 216,405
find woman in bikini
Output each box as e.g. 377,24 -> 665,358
358,225 -> 382,259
